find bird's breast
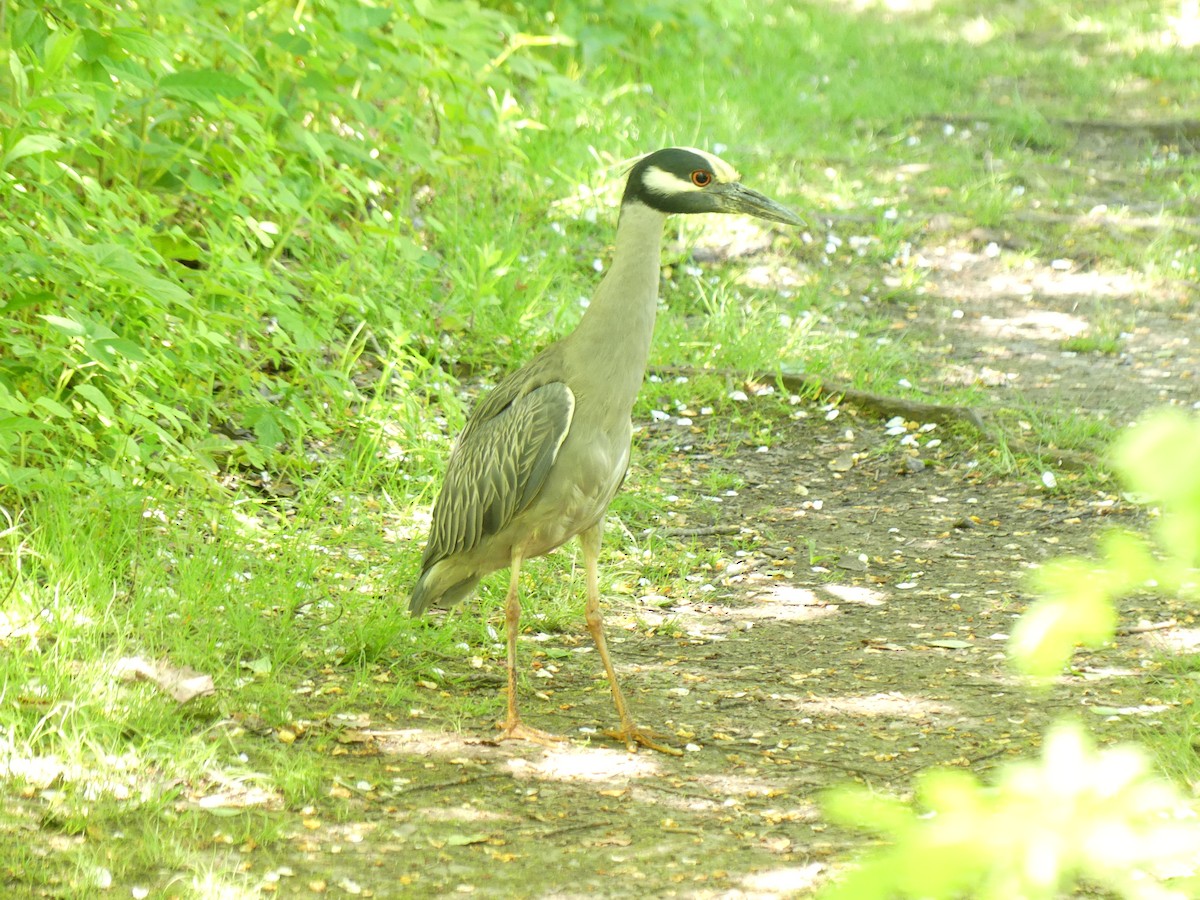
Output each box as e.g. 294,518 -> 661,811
514,412 -> 631,557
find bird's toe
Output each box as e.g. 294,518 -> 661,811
496,720 -> 567,747
604,725 -> 683,756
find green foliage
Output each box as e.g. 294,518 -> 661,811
1116,412 -> 1200,575
1012,410 -> 1200,677
4,0 -> 1195,496
537,0 -> 725,66
0,0 -> 577,491
1010,531 -> 1144,678
820,723 -> 1200,900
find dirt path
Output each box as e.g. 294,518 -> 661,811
918,241 -> 1198,428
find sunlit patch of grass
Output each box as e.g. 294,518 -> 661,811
1137,667 -> 1200,787
701,469 -> 746,494
0,485 -> 457,889
1018,404 -> 1119,454
1060,332 -> 1123,355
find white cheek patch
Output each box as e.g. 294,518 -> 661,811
643,166 -> 700,196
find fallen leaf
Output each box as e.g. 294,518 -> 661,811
112,656 -> 215,704
445,833 -> 490,846
592,834 -> 633,847
829,452 -> 856,472
242,656 -> 272,675
762,835 -> 793,853
836,554 -> 868,572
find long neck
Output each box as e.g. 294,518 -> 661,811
566,201 -> 667,408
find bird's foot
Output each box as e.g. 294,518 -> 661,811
604,725 -> 684,756
496,719 -> 567,748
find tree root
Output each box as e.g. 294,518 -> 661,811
653,366 -> 1100,472
650,525 -> 742,539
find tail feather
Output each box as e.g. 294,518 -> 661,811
409,565 -> 480,616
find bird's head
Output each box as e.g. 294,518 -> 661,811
622,147 -> 803,226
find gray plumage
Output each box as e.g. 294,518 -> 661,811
409,147 -> 802,753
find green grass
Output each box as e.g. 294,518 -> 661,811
3,0 -> 1200,893
1060,332 -> 1123,355
1133,645 -> 1200,787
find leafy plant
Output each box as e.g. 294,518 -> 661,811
820,723 -> 1200,900
0,0 -> 580,491
1012,411 -> 1200,677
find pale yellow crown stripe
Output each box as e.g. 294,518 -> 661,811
640,148 -> 741,196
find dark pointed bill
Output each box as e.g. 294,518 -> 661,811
713,182 -> 805,226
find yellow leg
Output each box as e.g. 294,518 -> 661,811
497,550 -> 563,747
580,524 -> 682,756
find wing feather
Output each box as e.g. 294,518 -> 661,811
421,378 -> 575,569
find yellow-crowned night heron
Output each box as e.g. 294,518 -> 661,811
410,147 -> 802,754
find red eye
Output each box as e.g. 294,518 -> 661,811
691,169 -> 712,187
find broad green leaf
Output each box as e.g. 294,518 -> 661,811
269,30 -> 311,56
0,385 -> 31,414
150,233 -> 204,263
4,134 -> 64,166
0,416 -> 50,435
337,4 -> 393,31
159,70 -> 253,104
109,28 -> 168,61
1010,591 -> 1117,678
244,406 -> 286,448
39,313 -> 87,336
822,785 -> 913,835
444,833 -> 489,847
91,83 -> 116,128
34,396 -> 72,418
1113,411 -> 1200,505
84,244 -> 194,306
289,123 -> 329,165
1,290 -> 55,313
273,307 -> 318,350
0,463 -> 46,490
7,51 -> 28,101
243,656 -> 272,675
1096,531 -> 1156,591
42,29 -> 81,77
75,384 -> 115,418
78,28 -> 110,62
94,465 -> 126,489
125,411 -> 178,446
103,55 -> 155,90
